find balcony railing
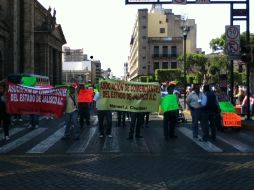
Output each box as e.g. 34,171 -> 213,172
152,54 -> 178,59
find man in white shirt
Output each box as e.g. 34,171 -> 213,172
93,91 -> 112,138
186,83 -> 207,140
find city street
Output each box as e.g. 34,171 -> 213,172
1,113 -> 254,190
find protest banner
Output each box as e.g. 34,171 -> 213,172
160,94 -> 179,112
6,83 -> 68,118
222,113 -> 241,127
219,101 -> 236,113
98,79 -> 161,112
78,89 -> 93,103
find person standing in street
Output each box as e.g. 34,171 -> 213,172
78,84 -> 91,129
186,83 -> 207,140
201,84 -> 219,141
0,82 -> 11,141
127,112 -> 144,140
93,91 -> 112,138
161,83 -> 179,140
62,85 -> 80,140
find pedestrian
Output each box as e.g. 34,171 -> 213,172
161,83 -> 179,140
13,114 -> 23,122
127,112 -> 144,140
0,82 -> 11,141
28,114 -> 39,129
61,85 -> 80,140
78,84 -> 91,129
143,112 -> 150,128
117,111 -> 126,127
186,83 -> 207,140
202,84 -> 220,141
93,91 -> 112,138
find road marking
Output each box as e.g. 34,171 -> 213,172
177,127 -> 223,152
67,127 -> 97,153
0,128 -> 47,154
27,127 -> 65,154
103,127 -> 120,153
92,115 -> 98,125
217,133 -> 254,152
1,127 -> 26,138
129,138 -> 150,153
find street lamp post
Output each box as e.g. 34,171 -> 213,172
182,26 -> 190,109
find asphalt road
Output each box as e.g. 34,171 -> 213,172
1,113 -> 254,190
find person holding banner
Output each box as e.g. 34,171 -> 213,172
127,112 -> 144,140
161,83 -> 179,140
186,83 -> 207,141
0,83 -> 11,140
93,91 -> 112,138
61,86 -> 80,140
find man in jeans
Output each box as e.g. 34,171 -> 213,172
62,86 -> 80,140
186,83 -> 207,141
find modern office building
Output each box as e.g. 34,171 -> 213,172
128,4 -> 197,81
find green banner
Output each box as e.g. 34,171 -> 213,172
160,94 -> 179,112
21,76 -> 36,87
219,101 -> 236,113
98,79 -> 161,112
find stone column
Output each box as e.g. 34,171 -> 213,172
22,0 -> 34,73
13,0 -> 20,73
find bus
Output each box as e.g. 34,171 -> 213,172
7,73 -> 50,86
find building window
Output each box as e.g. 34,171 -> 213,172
143,26 -> 147,29
154,62 -> 159,71
142,56 -> 146,60
142,46 -> 146,49
160,28 -> 165,33
162,62 -> 168,69
162,46 -> 168,57
142,36 -> 146,39
171,46 -> 177,57
171,62 -> 177,69
154,46 -> 159,58
159,21 -> 162,24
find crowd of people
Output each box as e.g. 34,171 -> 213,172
2,77 -> 250,144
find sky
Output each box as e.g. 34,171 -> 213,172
38,0 -> 253,77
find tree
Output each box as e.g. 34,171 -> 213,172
178,53 -> 208,84
154,69 -> 182,83
209,34 -> 225,52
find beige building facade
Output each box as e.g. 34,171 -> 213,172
128,5 -> 197,81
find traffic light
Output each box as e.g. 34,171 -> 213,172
240,46 -> 251,63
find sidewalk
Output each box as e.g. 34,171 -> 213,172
183,109 -> 254,130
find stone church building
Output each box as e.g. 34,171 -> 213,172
0,0 -> 66,85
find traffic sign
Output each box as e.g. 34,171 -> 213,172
225,25 -> 240,57
225,25 -> 240,40
226,41 -> 240,56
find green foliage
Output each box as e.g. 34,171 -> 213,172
178,53 -> 208,74
209,34 -> 225,51
232,71 -> 247,85
155,69 -> 182,83
139,75 -> 153,82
